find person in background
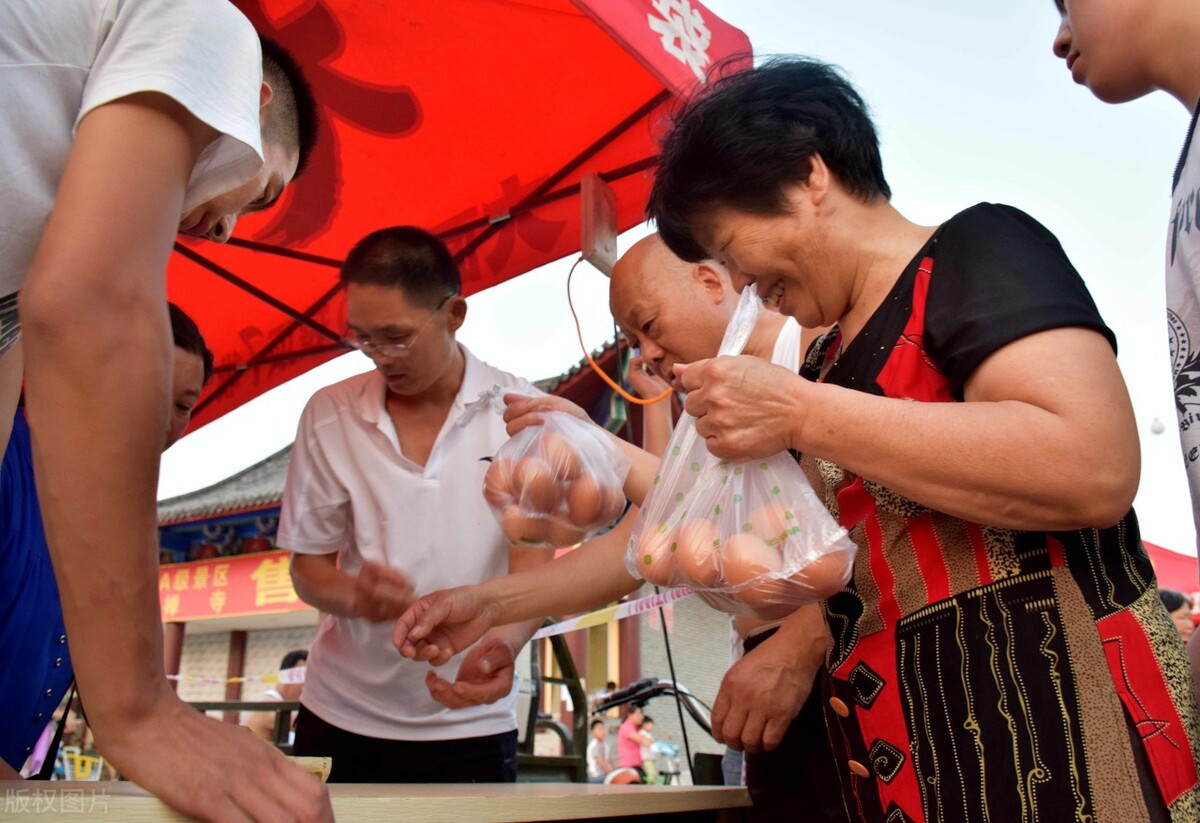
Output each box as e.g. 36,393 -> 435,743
1,304 -> 213,778
588,680 -> 619,715
243,649 -> 309,745
1050,0 -> 1200,697
637,716 -> 659,783
616,705 -> 654,781
1161,589 -> 1197,644
0,0 -> 327,817
585,719 -> 614,783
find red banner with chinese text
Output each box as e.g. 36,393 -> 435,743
158,550 -> 307,621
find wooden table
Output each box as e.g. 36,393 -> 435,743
0,781 -> 750,822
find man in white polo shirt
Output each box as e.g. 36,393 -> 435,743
280,226 -> 550,782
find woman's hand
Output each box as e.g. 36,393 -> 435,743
673,356 -> 809,461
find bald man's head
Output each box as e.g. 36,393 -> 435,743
611,234 -> 694,296
609,234 -> 738,383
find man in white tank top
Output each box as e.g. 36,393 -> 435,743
610,234 -> 846,822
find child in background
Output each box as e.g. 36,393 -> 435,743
585,719 -> 614,783
638,717 -> 658,783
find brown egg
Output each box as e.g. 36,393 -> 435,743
544,518 -> 587,549
541,432 -> 583,481
566,474 -> 606,526
722,533 -> 782,586
726,532 -> 793,620
514,457 -> 565,514
483,459 -> 516,509
788,547 -> 855,601
745,503 -> 796,546
737,579 -> 802,621
501,506 -> 550,546
635,524 -> 678,586
599,484 -> 627,524
674,520 -> 722,587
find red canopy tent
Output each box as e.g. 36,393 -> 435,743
169,0 -> 751,429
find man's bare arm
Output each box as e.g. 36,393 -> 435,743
289,551 -> 415,621
21,93 -> 329,823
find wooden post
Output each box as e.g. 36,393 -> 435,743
565,628 -> 595,745
586,624 -> 609,697
617,618 -> 640,689
163,622 -> 185,692
224,630 -> 246,724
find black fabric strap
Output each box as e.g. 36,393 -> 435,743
32,682 -> 76,780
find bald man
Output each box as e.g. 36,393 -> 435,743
609,234 -> 846,822
610,233 -> 799,392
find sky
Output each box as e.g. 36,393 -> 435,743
159,2 -> 1197,555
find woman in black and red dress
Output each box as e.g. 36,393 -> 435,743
651,57 -> 1200,822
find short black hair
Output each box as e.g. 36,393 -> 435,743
1159,589 -> 1191,613
641,715 -> 653,725
648,56 -> 891,262
340,226 -> 461,309
259,36 -> 318,177
280,649 -> 309,670
168,303 -> 213,384
590,719 -> 605,731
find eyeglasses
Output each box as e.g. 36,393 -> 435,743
343,292 -> 457,359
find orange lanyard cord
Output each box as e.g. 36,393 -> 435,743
566,257 -> 673,406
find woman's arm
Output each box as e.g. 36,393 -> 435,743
677,326 -> 1138,531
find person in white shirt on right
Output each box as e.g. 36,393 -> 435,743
1049,0 -> 1200,710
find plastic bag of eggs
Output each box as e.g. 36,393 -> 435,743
626,456 -> 857,621
484,412 -> 630,548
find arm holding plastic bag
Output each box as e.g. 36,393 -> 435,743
674,323 -> 1137,531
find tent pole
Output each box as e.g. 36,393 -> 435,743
451,90 -> 669,264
